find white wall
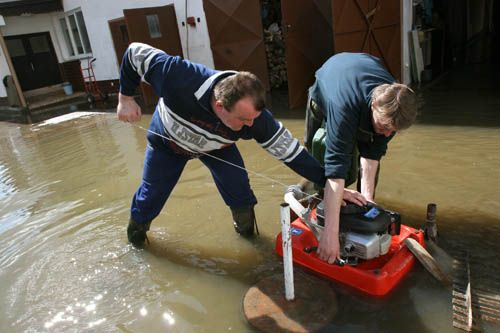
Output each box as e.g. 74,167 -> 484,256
61,0 -> 214,81
0,0 -> 215,97
0,36 -> 9,97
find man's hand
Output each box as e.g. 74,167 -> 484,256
343,188 -> 368,206
317,178 -> 344,264
117,93 -> 142,122
317,225 -> 340,264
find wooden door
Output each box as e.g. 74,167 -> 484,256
5,32 -> 62,91
123,5 -> 184,106
281,0 -> 334,109
203,0 -> 270,90
331,0 -> 401,79
109,17 -> 130,68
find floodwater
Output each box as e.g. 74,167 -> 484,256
1,65 -> 499,333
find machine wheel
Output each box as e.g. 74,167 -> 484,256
86,93 -> 96,105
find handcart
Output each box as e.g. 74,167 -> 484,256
80,57 -> 108,104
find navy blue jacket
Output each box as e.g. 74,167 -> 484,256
309,53 -> 395,180
120,42 -> 326,187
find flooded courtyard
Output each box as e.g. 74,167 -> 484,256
0,65 -> 499,332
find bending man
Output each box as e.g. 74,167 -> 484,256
304,53 -> 418,264
118,42 -> 326,247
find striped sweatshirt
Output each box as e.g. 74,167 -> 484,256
120,42 -> 326,187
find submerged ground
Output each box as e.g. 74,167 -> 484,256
0,64 -> 499,332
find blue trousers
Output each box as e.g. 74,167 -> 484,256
131,111 -> 257,224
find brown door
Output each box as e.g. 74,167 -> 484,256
5,32 -> 62,91
123,5 -> 184,106
281,0 -> 334,109
332,0 -> 401,80
109,17 -> 130,68
203,0 -> 270,91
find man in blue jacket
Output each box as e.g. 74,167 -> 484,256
117,42 -> 326,247
305,53 -> 417,264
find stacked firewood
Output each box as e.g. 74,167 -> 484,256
264,23 -> 287,88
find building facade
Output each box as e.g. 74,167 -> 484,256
0,0 -> 215,98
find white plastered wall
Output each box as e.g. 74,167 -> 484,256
61,0 -> 214,81
0,26 -> 8,97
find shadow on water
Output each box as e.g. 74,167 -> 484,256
145,231 -> 283,286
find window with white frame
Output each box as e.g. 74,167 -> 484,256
60,9 -> 92,57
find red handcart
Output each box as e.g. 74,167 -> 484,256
80,57 -> 108,104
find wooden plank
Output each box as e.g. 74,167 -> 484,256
404,238 -> 451,286
464,256 -> 473,331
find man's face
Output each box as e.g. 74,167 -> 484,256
371,105 -> 396,137
214,96 -> 261,131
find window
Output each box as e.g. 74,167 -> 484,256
60,18 -> 74,56
59,9 -> 92,57
146,15 -> 162,38
75,11 -> 91,53
5,39 -> 26,57
29,36 -> 50,53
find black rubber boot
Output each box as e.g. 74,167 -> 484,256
230,205 -> 258,237
127,218 -> 151,248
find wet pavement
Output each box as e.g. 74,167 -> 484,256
0,64 -> 499,332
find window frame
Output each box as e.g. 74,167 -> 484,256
59,8 -> 92,59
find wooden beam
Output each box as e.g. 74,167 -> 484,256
404,237 -> 452,286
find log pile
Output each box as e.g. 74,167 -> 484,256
264,23 -> 287,88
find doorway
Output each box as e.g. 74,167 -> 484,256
5,32 -> 62,91
263,0 -> 334,109
204,0 -> 334,109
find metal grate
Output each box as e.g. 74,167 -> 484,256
452,252 -> 500,332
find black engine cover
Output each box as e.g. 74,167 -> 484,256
316,202 -> 392,234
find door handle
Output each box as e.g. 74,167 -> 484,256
30,62 -> 35,71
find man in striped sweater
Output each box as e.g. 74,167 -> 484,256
117,42 -> 326,247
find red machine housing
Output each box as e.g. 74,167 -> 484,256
275,212 -> 425,297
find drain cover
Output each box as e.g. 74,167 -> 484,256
243,271 -> 337,333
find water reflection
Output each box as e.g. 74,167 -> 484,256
0,68 -> 499,333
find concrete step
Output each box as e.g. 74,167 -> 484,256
27,91 -> 87,110
23,83 -> 66,98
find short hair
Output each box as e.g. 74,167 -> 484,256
371,83 -> 418,131
213,71 -> 266,111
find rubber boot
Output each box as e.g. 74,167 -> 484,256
230,205 -> 258,237
127,218 -> 151,248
